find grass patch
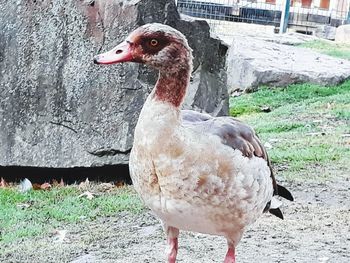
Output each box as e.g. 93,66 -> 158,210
332,107 -> 350,120
299,40 -> 350,60
254,122 -> 308,134
230,80 -> 350,181
0,186 -> 143,244
229,81 -> 350,117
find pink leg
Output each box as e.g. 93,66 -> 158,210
224,247 -> 236,263
167,237 -> 178,263
165,226 -> 179,263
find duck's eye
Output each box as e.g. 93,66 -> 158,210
150,39 -> 158,47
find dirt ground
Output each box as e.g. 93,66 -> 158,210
1,177 -> 349,263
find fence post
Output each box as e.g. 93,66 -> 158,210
279,0 -> 291,34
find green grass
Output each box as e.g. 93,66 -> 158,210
229,81 -> 350,117
0,186 -> 143,244
230,80 -> 350,180
299,40 -> 350,60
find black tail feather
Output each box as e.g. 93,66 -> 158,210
277,184 -> 294,201
269,208 -> 284,220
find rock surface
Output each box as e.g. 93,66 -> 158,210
315,25 -> 336,41
220,30 -> 317,47
0,0 -> 228,168
335,24 -> 350,43
226,35 -> 350,93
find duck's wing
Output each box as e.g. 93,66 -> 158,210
181,110 -> 293,218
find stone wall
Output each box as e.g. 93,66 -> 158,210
0,0 -> 229,167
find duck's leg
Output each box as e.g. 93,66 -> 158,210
223,246 -> 236,263
165,226 -> 179,263
224,236 -> 241,263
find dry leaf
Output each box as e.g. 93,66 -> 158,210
32,182 -> 51,190
0,177 -> 8,188
52,180 -> 58,187
97,183 -> 115,192
40,182 -> 52,190
52,178 -> 65,187
79,191 -> 95,200
79,178 -> 90,190
115,181 -> 126,188
32,183 -> 42,190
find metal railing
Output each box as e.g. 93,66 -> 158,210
176,0 -> 350,36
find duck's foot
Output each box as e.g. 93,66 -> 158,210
224,247 -> 236,263
167,237 -> 178,263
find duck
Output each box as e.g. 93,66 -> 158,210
94,23 -> 293,263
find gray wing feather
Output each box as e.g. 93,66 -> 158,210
181,110 -> 278,193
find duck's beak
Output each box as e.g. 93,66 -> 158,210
93,41 -> 133,65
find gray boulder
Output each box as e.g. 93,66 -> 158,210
335,24 -> 350,43
315,25 -> 336,41
226,35 -> 350,93
0,0 -> 228,168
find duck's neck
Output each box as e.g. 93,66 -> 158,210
153,66 -> 191,108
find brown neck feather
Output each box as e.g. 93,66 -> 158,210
153,67 -> 191,108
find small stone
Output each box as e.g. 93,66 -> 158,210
18,178 -> 33,193
260,106 -> 271,112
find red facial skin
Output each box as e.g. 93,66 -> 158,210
93,41 -> 133,64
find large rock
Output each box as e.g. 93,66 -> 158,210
226,35 -> 350,93
216,24 -> 317,47
315,25 -> 336,41
335,24 -> 350,43
0,0 -> 228,168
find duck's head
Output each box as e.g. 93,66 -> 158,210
94,23 -> 192,73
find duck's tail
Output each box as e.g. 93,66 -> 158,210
276,184 -> 294,201
265,184 -> 294,220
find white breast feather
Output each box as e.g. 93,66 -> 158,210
130,98 -> 274,240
